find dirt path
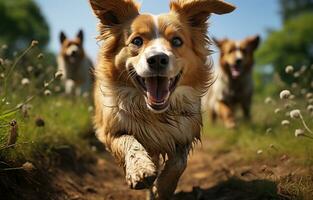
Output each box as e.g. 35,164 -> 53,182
46,137 -> 305,200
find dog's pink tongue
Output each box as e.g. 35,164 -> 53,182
145,77 -> 170,103
231,66 -> 241,79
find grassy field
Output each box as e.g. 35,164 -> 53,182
0,44 -> 93,170
203,97 -> 313,166
0,44 -> 313,199
0,96 -> 92,162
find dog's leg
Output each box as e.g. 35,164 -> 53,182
210,110 -> 217,124
241,96 -> 252,120
217,101 -> 236,128
152,148 -> 188,200
65,79 -> 75,95
110,135 -> 157,190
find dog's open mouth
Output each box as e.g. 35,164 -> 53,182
134,72 -> 182,112
230,65 -> 242,79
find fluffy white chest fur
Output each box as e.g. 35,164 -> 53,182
95,85 -> 202,156
57,55 -> 93,95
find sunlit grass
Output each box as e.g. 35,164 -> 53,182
202,98 -> 313,166
0,96 -> 92,165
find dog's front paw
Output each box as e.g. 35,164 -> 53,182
125,153 -> 157,190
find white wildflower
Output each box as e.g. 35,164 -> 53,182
266,128 -> 272,134
281,120 -> 290,126
257,150 -> 263,155
285,65 -> 294,74
27,66 -> 33,72
264,97 -> 273,104
31,40 -> 39,47
307,105 -> 313,112
21,78 -> 30,86
274,108 -> 281,114
44,90 -> 51,96
290,109 -> 301,119
306,93 -> 313,99
280,90 -> 291,100
55,71 -> 63,79
294,71 -> 301,78
295,129 -> 305,137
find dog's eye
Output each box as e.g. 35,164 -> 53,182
171,37 -> 183,47
131,37 -> 143,47
228,48 -> 235,53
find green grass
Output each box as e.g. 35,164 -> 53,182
0,95 -> 92,166
0,93 -> 312,168
203,97 -> 313,166
0,44 -> 94,167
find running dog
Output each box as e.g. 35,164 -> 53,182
57,30 -> 94,95
203,36 -> 260,128
89,0 -> 235,199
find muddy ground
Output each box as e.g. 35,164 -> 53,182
1,137 -> 311,200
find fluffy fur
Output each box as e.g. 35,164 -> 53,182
89,0 -> 235,199
202,36 -> 260,128
57,30 -> 94,95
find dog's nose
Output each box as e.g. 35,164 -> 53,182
71,51 -> 78,57
147,53 -> 169,70
235,58 -> 243,66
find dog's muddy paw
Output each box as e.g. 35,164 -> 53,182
126,171 -> 156,190
126,158 -> 157,190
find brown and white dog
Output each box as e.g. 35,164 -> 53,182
203,36 -> 260,128
57,30 -> 94,95
89,0 -> 235,199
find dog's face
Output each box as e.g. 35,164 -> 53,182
90,0 -> 235,112
60,30 -> 85,64
215,36 -> 260,79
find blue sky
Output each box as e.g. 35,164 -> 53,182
35,0 -> 281,61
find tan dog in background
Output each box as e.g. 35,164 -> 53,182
89,0 -> 235,199
57,30 -> 94,95
203,36 -> 260,128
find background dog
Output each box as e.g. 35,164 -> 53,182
203,36 -> 260,128
57,30 -> 94,95
89,0 -> 235,199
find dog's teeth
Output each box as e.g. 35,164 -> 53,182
169,78 -> 174,85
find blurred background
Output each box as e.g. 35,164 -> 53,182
1,1 -> 313,199
34,0 -> 281,61
1,0 -> 313,91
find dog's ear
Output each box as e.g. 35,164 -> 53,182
77,29 -> 84,43
213,37 -> 222,48
246,35 -> 260,51
60,31 -> 67,44
170,0 -> 235,27
213,37 -> 227,49
89,0 -> 139,26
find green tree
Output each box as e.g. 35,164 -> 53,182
280,0 -> 313,21
0,0 -> 50,54
256,12 -> 313,85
